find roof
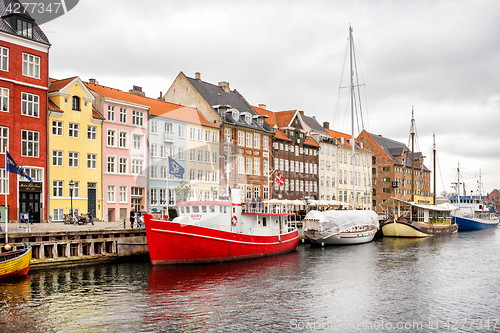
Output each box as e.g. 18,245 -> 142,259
274,110 -> 297,127
86,81 -> 218,129
367,132 -> 430,171
274,128 -> 292,142
303,134 -> 319,147
252,105 -> 277,127
302,115 -> 329,135
185,75 -> 272,133
0,0 -> 50,45
48,77 -> 77,92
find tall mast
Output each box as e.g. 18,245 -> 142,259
433,132 -> 436,204
349,25 -> 356,209
410,107 -> 415,201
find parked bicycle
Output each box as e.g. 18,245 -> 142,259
78,213 -> 94,225
63,213 -> 78,225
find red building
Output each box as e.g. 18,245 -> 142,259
486,189 -> 500,213
0,4 -> 50,223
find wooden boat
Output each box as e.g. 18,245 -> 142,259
144,187 -> 299,265
380,197 -> 458,237
0,247 -> 32,280
303,210 -> 379,245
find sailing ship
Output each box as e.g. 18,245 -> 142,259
144,186 -> 299,265
303,26 -> 379,245
450,166 -> 499,230
0,246 -> 32,280
380,115 -> 458,237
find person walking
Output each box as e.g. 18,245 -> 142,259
130,207 -> 135,228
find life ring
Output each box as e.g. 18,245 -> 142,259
231,215 -> 238,226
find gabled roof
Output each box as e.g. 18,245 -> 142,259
325,128 -> 373,153
252,105 -> 277,127
274,128 -> 292,142
49,77 -> 95,100
49,77 -> 77,92
86,81 -> 218,129
0,0 -> 50,45
48,99 -> 61,112
274,110 -> 297,127
303,134 -> 319,147
367,132 -> 430,171
302,115 -> 329,135
184,74 -> 271,133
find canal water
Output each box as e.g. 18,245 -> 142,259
1,229 -> 500,332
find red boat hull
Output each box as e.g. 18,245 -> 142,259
145,215 -> 299,265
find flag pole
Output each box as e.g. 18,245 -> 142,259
4,145 -> 8,244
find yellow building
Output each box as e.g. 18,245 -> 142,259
48,77 -> 104,221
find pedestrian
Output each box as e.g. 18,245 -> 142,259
130,207 -> 135,228
28,206 -> 34,225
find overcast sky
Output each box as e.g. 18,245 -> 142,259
43,0 -> 500,196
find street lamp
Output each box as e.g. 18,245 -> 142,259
69,179 -> 74,216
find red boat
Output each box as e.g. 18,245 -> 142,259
145,189 -> 299,265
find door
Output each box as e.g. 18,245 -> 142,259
20,192 -> 40,223
87,187 -> 97,219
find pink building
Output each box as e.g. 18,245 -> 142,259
86,82 -> 149,222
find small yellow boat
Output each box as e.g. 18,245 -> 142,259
0,247 -> 32,280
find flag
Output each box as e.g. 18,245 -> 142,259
275,171 -> 285,186
6,151 -> 33,184
168,156 -> 185,179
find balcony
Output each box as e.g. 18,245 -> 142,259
164,131 -> 175,143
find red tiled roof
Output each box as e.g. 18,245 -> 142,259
85,82 -> 218,129
252,105 -> 277,127
274,110 -> 297,127
49,77 -> 77,92
48,99 -> 61,111
92,109 -> 105,120
304,134 -> 319,147
326,128 -> 373,152
274,128 -> 292,141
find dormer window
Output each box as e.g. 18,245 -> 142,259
17,18 -> 33,38
257,118 -> 263,126
72,96 -> 80,111
245,113 -> 252,124
231,109 -> 239,122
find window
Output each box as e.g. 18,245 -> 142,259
197,129 -> 203,141
87,153 -> 97,169
132,110 -> 143,126
21,92 -> 39,117
197,170 -> 203,181
212,131 -> 217,143
119,131 -> 127,148
108,186 -> 115,203
151,120 -> 158,134
17,19 -> 33,38
68,152 -> 79,167
0,88 -> 8,112
72,96 -> 80,111
120,186 -> 127,203
133,134 -> 141,149
246,186 -> 252,199
107,156 -> 116,173
254,133 -> 260,149
245,113 -> 252,124
189,169 -> 195,180
119,157 -> 127,174
150,165 -> 158,178
161,145 -> 167,158
87,126 -> 97,140
53,181 -> 63,197
178,147 -> 185,160
21,130 -> 39,157
238,156 -> 244,174
232,109 -> 239,121
263,136 -> 269,151
246,158 -> 252,175
205,130 -> 210,142
212,152 -> 217,164
0,47 -> 8,71
52,150 -> 63,166
238,131 -> 244,146
72,181 -> 80,198
150,143 -> 158,157
263,159 -> 269,176
107,129 -> 116,146
108,105 -> 115,121
0,127 -> 8,153
205,151 -> 210,163
254,158 -> 260,175
205,170 -> 210,182
189,128 -> 196,140
161,166 -> 167,179
150,188 -> 158,205
120,107 -> 127,123
225,129 -> 231,142
132,160 -> 143,174
52,209 -> 64,222
179,125 -> 185,138
68,123 -> 79,138
189,149 -> 195,161
246,133 -> 252,147
22,53 -> 39,78
197,150 -> 203,162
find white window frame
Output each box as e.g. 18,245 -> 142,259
53,180 -> 63,197
119,186 -> 127,203
21,130 -> 39,157
132,110 -> 143,126
119,107 -> 127,123
108,105 -> 115,121
87,153 -> 97,169
52,150 -> 63,166
68,123 -> 79,138
132,159 -> 143,175
21,92 -> 39,118
119,157 -> 127,174
108,185 -> 116,203
0,46 -> 8,72
119,131 -> 128,148
107,156 -> 116,173
87,125 -> 97,140
68,152 -> 79,168
0,126 -> 9,153
22,53 -> 40,79
0,87 -> 9,112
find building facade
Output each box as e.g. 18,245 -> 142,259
48,77 -> 104,222
0,5 -> 50,223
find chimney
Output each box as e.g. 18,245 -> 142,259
299,111 -> 304,115
323,121 -> 329,130
195,72 -> 201,81
89,78 -> 97,84
218,81 -> 230,93
129,85 -> 145,97
258,104 -> 266,110
158,91 -> 165,101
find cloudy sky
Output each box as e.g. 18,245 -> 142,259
43,0 -> 500,196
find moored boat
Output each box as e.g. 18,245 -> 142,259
380,197 -> 458,237
0,246 -> 32,280
303,210 -> 379,245
144,187 -> 299,265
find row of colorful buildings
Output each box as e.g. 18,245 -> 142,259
0,3 -> 434,223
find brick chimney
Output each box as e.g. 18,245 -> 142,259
195,72 -> 201,81
129,85 -> 145,97
323,121 -> 329,130
158,91 -> 165,101
218,81 -> 230,93
258,104 -> 266,110
89,78 -> 97,84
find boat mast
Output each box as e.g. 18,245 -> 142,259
349,25 -> 356,209
410,107 -> 415,202
433,133 -> 436,204
457,163 -> 461,207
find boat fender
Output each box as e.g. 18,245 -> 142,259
231,215 -> 238,226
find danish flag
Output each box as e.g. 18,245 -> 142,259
275,171 -> 285,186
